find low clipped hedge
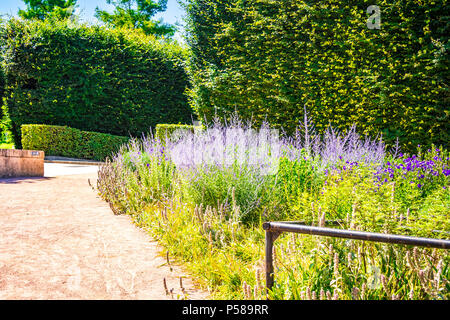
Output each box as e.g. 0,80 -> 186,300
21,124 -> 129,161
155,123 -> 204,143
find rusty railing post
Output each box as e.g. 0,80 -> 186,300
263,222 -> 281,298
265,228 -> 274,295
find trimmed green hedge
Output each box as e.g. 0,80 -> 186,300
2,18 -> 194,148
0,64 -> 4,121
155,123 -> 204,143
0,68 -> 5,142
0,48 -> 5,134
21,124 -> 129,161
185,0 -> 449,151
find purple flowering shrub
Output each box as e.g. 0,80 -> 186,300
374,147 -> 449,194
165,118 -> 282,224
283,107 -> 386,170
164,112 -> 391,223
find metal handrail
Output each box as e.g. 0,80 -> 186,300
262,221 -> 450,296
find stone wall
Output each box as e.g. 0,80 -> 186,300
0,149 -> 44,178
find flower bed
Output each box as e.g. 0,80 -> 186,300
97,117 -> 449,300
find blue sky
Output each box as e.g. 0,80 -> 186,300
0,0 -> 186,41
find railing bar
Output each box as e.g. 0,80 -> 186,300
263,222 -> 450,249
275,220 -> 450,235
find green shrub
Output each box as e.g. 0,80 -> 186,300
155,123 -> 203,143
185,0 -> 449,151
2,18 -> 194,148
21,124 -> 129,160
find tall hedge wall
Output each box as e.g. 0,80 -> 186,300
0,30 -> 5,126
185,0 -> 449,151
0,64 -> 4,122
2,19 -> 194,148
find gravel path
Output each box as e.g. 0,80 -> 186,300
0,164 -> 209,300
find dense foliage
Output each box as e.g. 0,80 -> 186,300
0,52 -> 10,145
22,124 -> 129,160
1,18 -> 194,148
0,62 -> 4,122
98,117 -> 449,299
184,0 -> 449,152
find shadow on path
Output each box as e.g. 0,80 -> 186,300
0,176 -> 55,184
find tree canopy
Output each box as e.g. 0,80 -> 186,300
18,0 -> 78,20
95,0 -> 176,38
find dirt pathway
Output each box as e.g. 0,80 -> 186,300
0,168 -> 209,300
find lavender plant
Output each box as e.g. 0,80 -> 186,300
283,107 -> 386,170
